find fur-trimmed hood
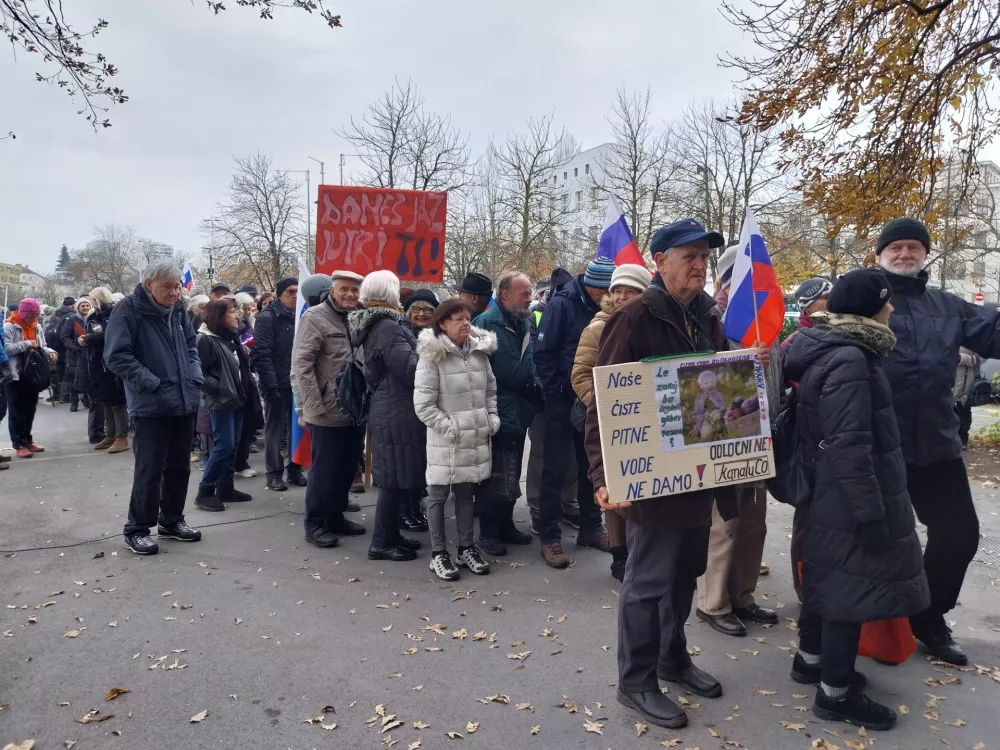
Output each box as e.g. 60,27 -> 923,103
416,326 -> 497,363
348,305 -> 403,348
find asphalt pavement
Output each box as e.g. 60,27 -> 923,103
1,404 -> 998,750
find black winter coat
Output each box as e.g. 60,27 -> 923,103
884,271 -> 1000,466
534,275 -> 600,413
784,326 -> 929,623
253,300 -> 295,396
196,326 -> 248,412
104,284 -> 204,418
45,305 -> 74,353
349,306 -> 426,489
60,312 -> 86,384
83,303 -> 126,405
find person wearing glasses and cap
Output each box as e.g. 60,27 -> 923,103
781,277 -> 833,354
586,218 -> 770,730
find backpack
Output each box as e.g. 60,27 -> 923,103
21,347 -> 52,393
335,359 -> 370,423
962,375 -> 994,408
766,389 -> 821,507
44,314 -> 66,351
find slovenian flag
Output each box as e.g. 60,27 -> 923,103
595,196 -> 646,267
722,209 -> 786,348
290,258 -> 312,468
181,263 -> 194,292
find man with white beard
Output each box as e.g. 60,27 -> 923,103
875,217 -> 1000,666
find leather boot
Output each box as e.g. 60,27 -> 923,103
195,484 -> 225,512
617,688 -> 687,729
220,477 -> 252,503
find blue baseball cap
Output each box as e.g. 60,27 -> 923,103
649,219 -> 725,257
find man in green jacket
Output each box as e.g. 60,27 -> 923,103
473,271 -> 539,555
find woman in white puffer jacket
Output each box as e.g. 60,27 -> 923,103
414,297 -> 500,581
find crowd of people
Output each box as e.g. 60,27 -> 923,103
0,214 -> 993,734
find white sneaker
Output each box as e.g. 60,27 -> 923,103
238,468 -> 257,478
429,550 -> 460,581
456,546 -> 490,575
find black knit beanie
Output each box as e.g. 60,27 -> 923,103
876,218 -> 931,255
403,288 -> 439,312
275,277 -> 298,298
827,269 -> 892,319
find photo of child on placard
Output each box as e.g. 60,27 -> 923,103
678,360 -> 761,445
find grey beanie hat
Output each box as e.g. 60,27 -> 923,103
300,274 -> 332,305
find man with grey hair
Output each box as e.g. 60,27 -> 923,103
473,271 -> 539,554
105,260 -> 205,556
873,217 -> 1000,665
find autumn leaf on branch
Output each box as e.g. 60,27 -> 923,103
722,0 -> 1000,238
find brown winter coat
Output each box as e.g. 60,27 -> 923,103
571,295 -> 613,407
292,296 -> 358,427
584,279 -> 738,529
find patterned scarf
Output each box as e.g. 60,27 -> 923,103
815,312 -> 897,356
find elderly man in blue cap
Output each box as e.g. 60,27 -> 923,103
586,218 -> 770,729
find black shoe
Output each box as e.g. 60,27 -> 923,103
267,476 -> 289,492
158,521 -> 203,542
351,482 -> 366,494
368,545 -> 417,562
397,536 -> 422,551
813,688 -> 897,731
616,688 -> 687,729
477,536 -> 508,556
195,485 -> 225,512
696,609 -> 747,637
69,406 -> 79,413
124,533 -> 159,555
286,470 -> 308,487
790,653 -> 868,691
248,443 -> 259,453
329,518 -> 366,536
732,603 -> 779,625
218,479 -> 252,503
562,511 -> 581,530
911,619 -> 968,666
656,663 -> 722,698
305,526 -> 340,548
497,521 -> 533,545
399,510 -> 428,532
345,501 -> 361,513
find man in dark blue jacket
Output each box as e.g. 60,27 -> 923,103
253,277 -> 306,492
876,217 -> 1000,665
474,271 -> 539,555
105,261 -> 204,556
534,258 -> 615,567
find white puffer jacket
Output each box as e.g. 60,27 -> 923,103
414,327 -> 500,486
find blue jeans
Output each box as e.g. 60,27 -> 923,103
201,410 -> 243,488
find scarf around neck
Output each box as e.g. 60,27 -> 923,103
816,312 -> 897,356
9,310 -> 37,341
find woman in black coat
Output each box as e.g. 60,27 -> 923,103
349,271 -> 427,562
783,269 -> 929,732
81,289 -> 129,453
194,299 -> 254,512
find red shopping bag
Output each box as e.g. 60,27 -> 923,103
796,563 -> 915,665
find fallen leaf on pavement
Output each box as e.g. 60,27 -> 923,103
726,653 -> 739,660
382,720 -> 403,734
530,725 -> 540,735
453,628 -> 468,640
63,630 -> 80,638
781,721 -> 806,731
792,693 -> 808,699
811,740 -> 840,750
104,688 -> 129,702
160,591 -> 171,597
408,741 -> 421,750
403,647 -> 418,655
413,721 -> 430,729
63,742 -> 75,749
234,617 -> 242,625
190,710 -> 208,723
485,694 -> 510,704
844,741 -> 867,750
948,719 -> 966,727
755,687 -> 777,696
77,710 -> 113,724
2,742 -> 34,750
636,722 -> 648,737
709,727 -> 725,738
582,720 -> 603,735
556,697 -> 577,713
897,705 -> 909,714
321,723 -> 337,730
658,741 -> 681,749
516,703 -> 533,711
445,731 -> 463,739
466,721 -> 479,733
383,625 -> 393,632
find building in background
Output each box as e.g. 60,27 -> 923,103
550,144 -> 609,267
144,242 -> 175,262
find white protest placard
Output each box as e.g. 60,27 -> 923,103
592,349 -> 774,504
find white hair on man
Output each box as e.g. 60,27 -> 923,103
359,269 -> 401,308
142,259 -> 181,283
234,292 -> 255,310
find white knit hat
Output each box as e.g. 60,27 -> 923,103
716,245 -> 738,288
610,263 -> 652,293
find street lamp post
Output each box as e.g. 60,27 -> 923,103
307,156 -> 325,186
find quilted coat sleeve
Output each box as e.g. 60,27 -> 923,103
571,318 -> 601,406
413,356 -> 453,439
485,357 -> 500,435
818,350 -> 885,525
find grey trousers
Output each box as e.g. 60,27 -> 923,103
88,399 -> 106,443
525,412 -> 578,522
427,483 -> 476,553
263,388 -> 293,478
618,522 -> 710,692
102,402 -> 129,439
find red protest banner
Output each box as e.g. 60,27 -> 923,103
314,186 -> 447,282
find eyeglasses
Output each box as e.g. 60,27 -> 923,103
410,305 -> 434,314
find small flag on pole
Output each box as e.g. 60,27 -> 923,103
595,196 -> 646,267
722,209 -> 785,348
181,263 -> 194,292
290,258 -> 312,468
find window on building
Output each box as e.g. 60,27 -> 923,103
590,186 -> 600,202
574,167 -> 578,177
563,171 -> 568,180
561,194 -> 569,210
575,190 -> 583,206
585,164 -> 590,175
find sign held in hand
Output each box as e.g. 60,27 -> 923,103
315,185 -> 447,282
